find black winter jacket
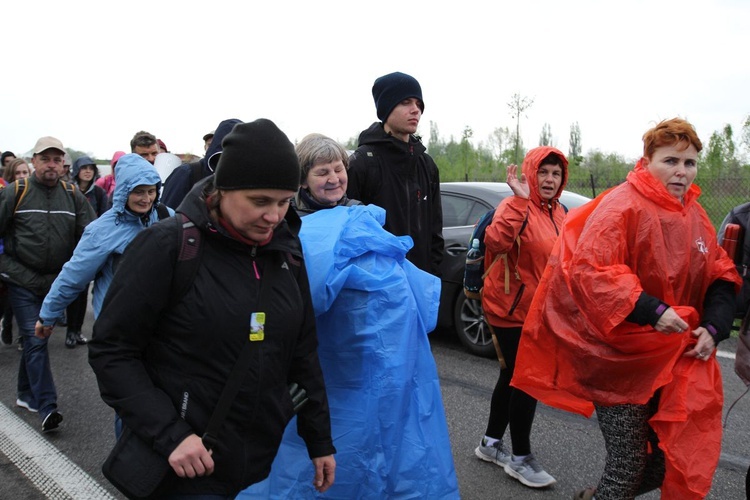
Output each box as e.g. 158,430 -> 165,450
89,178 -> 334,496
347,122 -> 444,275
719,201 -> 750,316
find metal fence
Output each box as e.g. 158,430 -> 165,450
566,174 -> 749,231
460,173 -> 749,231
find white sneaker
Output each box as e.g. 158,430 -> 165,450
504,453 -> 556,488
16,398 -> 38,413
474,438 -> 511,467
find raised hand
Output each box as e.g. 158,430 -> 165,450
506,164 -> 530,199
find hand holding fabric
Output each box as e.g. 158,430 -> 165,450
653,307 -> 689,334
168,434 -> 214,478
683,327 -> 716,361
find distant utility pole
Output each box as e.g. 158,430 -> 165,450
507,93 -> 534,165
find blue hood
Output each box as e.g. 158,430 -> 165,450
111,153 -> 164,214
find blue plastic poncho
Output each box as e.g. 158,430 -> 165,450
239,205 -> 459,499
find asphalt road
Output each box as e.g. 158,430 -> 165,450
0,308 -> 748,499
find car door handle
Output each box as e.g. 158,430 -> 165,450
445,243 -> 468,257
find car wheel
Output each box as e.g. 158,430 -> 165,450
453,292 -> 496,358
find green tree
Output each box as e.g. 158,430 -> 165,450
488,126 -> 511,161
569,122 -> 582,163
740,115 -> 750,163
507,92 -> 534,165
539,123 -> 552,146
567,150 -> 630,197
702,124 -> 740,176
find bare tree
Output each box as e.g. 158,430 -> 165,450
507,93 -> 534,164
462,126 -> 473,181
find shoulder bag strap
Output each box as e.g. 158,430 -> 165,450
201,252 -> 282,450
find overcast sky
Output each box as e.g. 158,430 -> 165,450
2,0 -> 748,163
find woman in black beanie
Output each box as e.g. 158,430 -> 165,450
90,119 -> 336,499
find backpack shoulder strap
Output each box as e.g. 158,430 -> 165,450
169,213 -> 203,307
156,203 -> 171,221
60,180 -> 76,195
13,178 -> 29,214
495,209 -> 529,294
59,180 -> 83,214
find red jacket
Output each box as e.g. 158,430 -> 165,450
513,161 -> 741,499
482,146 -> 568,328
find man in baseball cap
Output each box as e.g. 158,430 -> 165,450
203,130 -> 215,152
0,136 -> 95,433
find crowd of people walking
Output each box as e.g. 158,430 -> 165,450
1,71 -> 748,499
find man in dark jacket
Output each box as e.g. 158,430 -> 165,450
0,136 -> 95,432
346,72 -> 444,276
160,118 -> 241,209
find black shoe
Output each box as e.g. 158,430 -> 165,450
74,331 -> 88,345
65,331 -> 76,349
42,411 -> 63,432
1,327 -> 11,346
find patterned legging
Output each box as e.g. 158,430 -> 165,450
594,395 -> 665,500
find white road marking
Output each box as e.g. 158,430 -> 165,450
0,403 -> 115,499
717,349 -> 735,360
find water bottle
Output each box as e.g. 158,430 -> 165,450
464,238 -> 484,295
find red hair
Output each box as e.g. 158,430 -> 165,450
642,118 -> 702,158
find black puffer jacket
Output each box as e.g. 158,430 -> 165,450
89,178 -> 334,496
346,122 -> 444,276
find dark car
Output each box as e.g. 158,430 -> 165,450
437,182 -> 591,357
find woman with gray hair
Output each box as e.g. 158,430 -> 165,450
294,133 -> 360,215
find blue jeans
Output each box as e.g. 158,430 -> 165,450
9,284 -> 57,417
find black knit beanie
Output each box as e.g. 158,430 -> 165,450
214,119 -> 300,192
372,72 -> 425,122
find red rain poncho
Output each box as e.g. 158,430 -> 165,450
513,161 -> 740,499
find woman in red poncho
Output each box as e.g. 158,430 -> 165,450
513,118 -> 740,500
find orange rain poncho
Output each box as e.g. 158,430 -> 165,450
513,160 -> 740,499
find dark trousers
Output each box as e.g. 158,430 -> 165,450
9,284 -> 57,418
484,326 -> 537,456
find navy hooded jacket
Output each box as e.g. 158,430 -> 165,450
160,119 -> 241,208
